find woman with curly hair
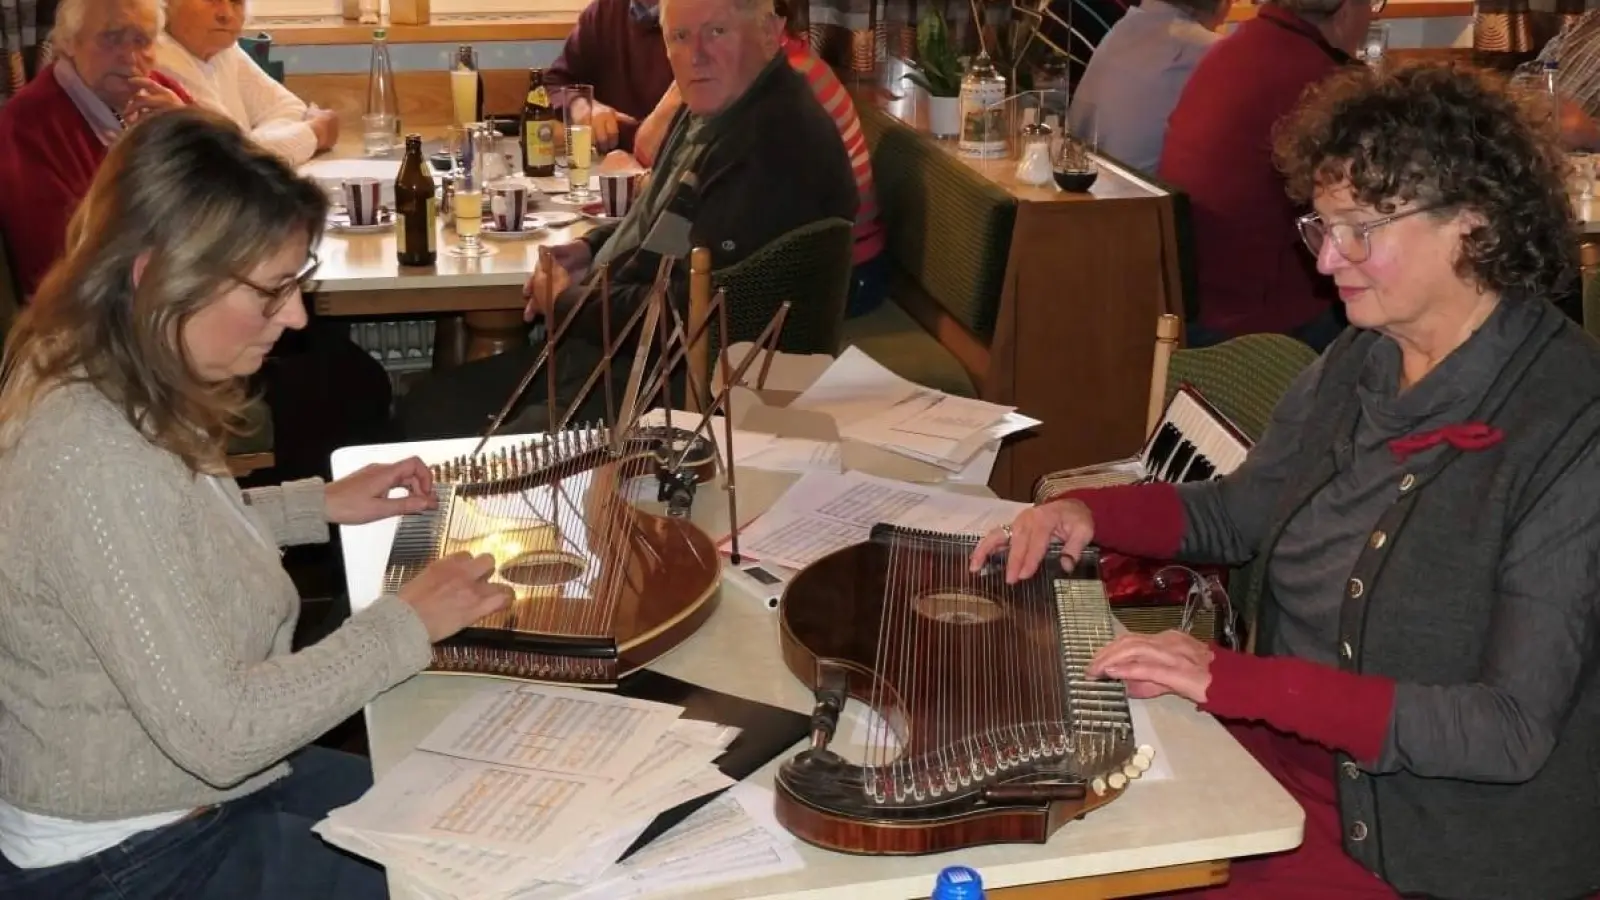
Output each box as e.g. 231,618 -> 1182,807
975,63 -> 1600,900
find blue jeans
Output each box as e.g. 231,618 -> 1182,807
846,253 -> 890,319
0,747 -> 386,900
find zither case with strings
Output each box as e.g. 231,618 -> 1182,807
772,525 -> 1155,854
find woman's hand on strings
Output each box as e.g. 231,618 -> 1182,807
1088,631 -> 1213,705
967,498 -> 1096,584
400,552 -> 514,642
325,457 -> 436,525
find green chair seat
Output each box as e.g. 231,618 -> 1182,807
842,297 -> 977,398
710,217 -> 855,356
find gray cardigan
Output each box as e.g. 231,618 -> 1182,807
0,382 -> 431,820
1176,299 -> 1600,900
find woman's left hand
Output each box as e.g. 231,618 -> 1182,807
1088,630 -> 1215,704
325,458 -> 437,525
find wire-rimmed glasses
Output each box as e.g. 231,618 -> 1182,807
1296,206 -> 1437,263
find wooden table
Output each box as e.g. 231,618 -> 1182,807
849,62 -> 1189,502
332,439 -> 1304,899
302,131 -> 598,368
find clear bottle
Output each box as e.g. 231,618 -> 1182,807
958,51 -> 1008,159
366,29 -> 401,148
931,865 -> 985,900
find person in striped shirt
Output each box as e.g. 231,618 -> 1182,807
634,0 -> 888,317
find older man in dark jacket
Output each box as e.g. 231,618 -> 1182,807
401,0 -> 856,439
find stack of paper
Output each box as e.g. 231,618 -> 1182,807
314,683 -> 804,899
724,470 -> 1029,570
788,348 -> 1039,471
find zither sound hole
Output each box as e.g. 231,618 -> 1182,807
913,591 -> 1005,626
499,552 -> 587,587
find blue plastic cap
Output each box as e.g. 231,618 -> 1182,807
932,866 -> 985,900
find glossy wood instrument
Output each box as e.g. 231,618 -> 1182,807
382,422 -> 722,686
774,526 -> 1149,854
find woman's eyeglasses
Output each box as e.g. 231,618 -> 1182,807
234,254 -> 322,318
1296,206 -> 1435,263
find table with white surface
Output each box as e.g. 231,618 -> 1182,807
302,132 -> 599,366
332,436 -> 1304,899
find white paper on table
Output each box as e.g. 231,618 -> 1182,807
328,752 -> 608,856
739,437 -> 842,475
416,683 -> 682,783
880,393 -> 1014,442
723,471 -> 1027,569
788,346 -> 926,428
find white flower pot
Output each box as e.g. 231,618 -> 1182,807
928,95 -> 960,138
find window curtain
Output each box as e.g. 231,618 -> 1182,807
1474,0 -> 1599,68
0,0 -> 57,109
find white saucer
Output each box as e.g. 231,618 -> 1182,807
546,193 -> 603,210
327,219 -> 392,234
482,215 -> 549,240
537,211 -> 583,228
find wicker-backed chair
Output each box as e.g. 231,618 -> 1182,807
684,217 -> 854,405
711,217 -> 855,353
1034,317 -> 1319,639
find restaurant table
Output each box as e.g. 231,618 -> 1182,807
302,130 -> 599,368
332,436 -> 1304,900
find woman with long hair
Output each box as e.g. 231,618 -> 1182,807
0,107 -> 511,900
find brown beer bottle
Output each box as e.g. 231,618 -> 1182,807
394,134 -> 438,267
521,68 -> 557,178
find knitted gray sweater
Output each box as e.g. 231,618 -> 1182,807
0,382 -> 431,820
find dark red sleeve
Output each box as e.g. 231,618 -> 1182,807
1202,647 -> 1397,765
545,5 -> 596,101
1055,482 -> 1186,559
2,134 -> 97,300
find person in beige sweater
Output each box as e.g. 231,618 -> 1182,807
0,108 -> 513,899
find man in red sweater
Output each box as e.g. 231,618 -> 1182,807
1157,0 -> 1373,351
0,0 -> 191,300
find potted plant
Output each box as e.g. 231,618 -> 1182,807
904,8 -> 963,137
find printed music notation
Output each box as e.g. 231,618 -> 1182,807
725,470 -> 1029,570
313,683 -> 803,899
419,686 -> 681,782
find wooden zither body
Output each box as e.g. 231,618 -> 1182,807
775,526 -> 1145,854
383,423 -> 722,686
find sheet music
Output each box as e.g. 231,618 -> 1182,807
725,471 -> 1028,569
314,682 -> 768,899
886,394 -> 1012,441
417,684 -> 681,782
740,437 -> 842,475
328,752 -> 606,855
787,348 -> 1037,470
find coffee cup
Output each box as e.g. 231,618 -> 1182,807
341,178 -> 383,225
488,180 -> 529,232
598,170 -> 644,219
